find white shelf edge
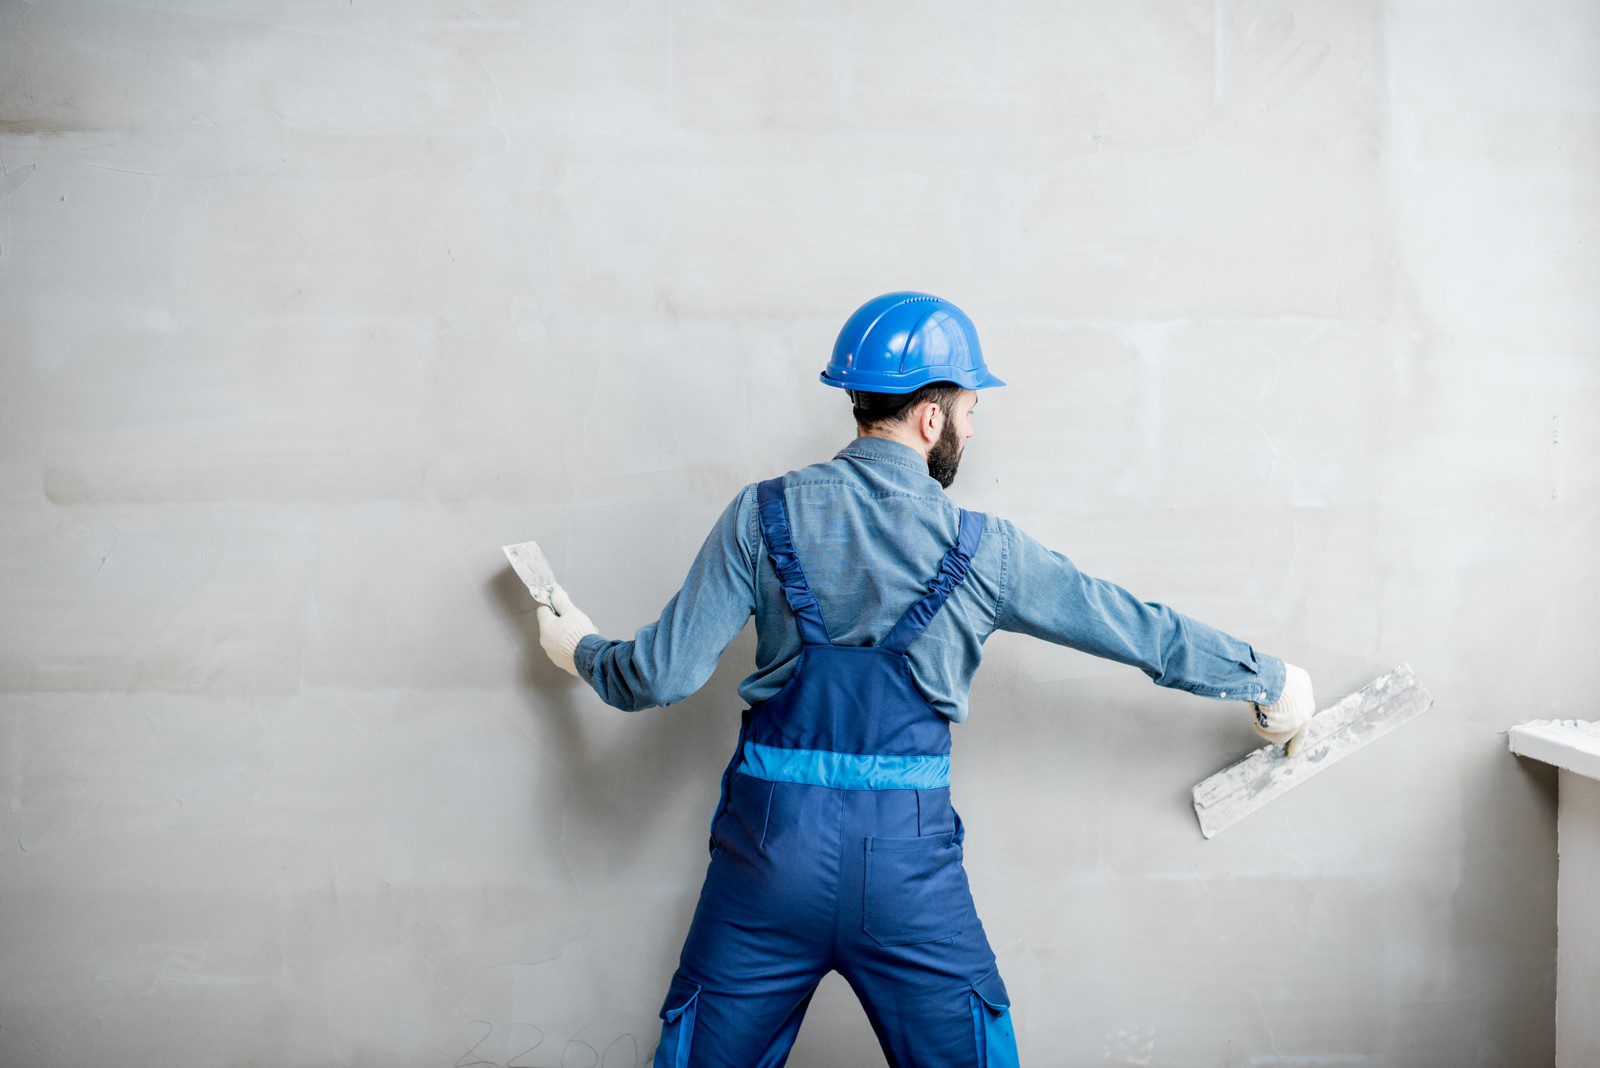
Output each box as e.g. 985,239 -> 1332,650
1508,720 -> 1600,781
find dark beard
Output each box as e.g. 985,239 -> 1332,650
925,415 -> 964,489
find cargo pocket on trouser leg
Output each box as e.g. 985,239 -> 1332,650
653,970 -> 702,1068
968,966 -> 1020,1068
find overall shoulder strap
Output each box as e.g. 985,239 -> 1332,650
756,476 -> 833,646
881,508 -> 984,655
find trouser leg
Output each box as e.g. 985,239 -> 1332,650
835,810 -> 1020,1066
653,773 -> 837,1066
841,938 -> 1020,1068
651,967 -> 822,1068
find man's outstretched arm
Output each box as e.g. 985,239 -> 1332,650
568,485 -> 758,712
992,517 -> 1287,704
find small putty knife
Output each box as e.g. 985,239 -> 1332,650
1191,662 -> 1434,838
503,540 -> 559,609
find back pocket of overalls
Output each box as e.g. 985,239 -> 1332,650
711,773 -> 774,857
862,832 -> 977,947
653,970 -> 701,1068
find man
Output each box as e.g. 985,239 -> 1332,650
534,292 -> 1315,1066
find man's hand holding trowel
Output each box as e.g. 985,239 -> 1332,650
1252,662 -> 1316,757
503,541 -> 598,679
535,586 -> 598,678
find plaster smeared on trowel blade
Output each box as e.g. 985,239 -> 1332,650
503,540 -> 559,608
1192,663 -> 1434,839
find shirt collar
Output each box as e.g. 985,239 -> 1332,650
833,435 -> 939,483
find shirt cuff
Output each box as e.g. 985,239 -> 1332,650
1252,653 -> 1287,705
573,632 -> 608,683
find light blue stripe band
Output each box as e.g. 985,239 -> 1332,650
739,740 -> 951,791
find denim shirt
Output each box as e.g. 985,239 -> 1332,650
573,436 -> 1286,722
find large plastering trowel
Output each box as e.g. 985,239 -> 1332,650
502,540 -> 559,609
1192,663 -> 1434,838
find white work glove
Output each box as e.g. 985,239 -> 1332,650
534,585 -> 598,678
1251,662 -> 1315,757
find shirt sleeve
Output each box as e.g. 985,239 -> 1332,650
571,484 -> 759,712
992,517 -> 1286,703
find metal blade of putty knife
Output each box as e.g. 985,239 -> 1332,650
1191,662 -> 1434,839
502,540 -> 559,609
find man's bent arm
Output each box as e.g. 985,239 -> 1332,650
993,518 -> 1286,703
571,486 -> 758,712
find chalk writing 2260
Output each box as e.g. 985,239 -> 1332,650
455,1019 -> 649,1068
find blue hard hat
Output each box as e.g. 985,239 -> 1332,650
820,291 -> 1005,395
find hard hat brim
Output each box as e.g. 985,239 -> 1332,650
820,366 -> 1005,393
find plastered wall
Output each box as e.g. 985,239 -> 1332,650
2,1 -> 1596,1064
1557,772 -> 1600,1067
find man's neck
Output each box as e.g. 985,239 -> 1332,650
857,428 -> 930,461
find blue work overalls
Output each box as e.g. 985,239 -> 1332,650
652,476 -> 1021,1067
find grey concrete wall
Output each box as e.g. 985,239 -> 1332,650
1,1 -> 1593,1064
1558,771 -> 1600,1068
